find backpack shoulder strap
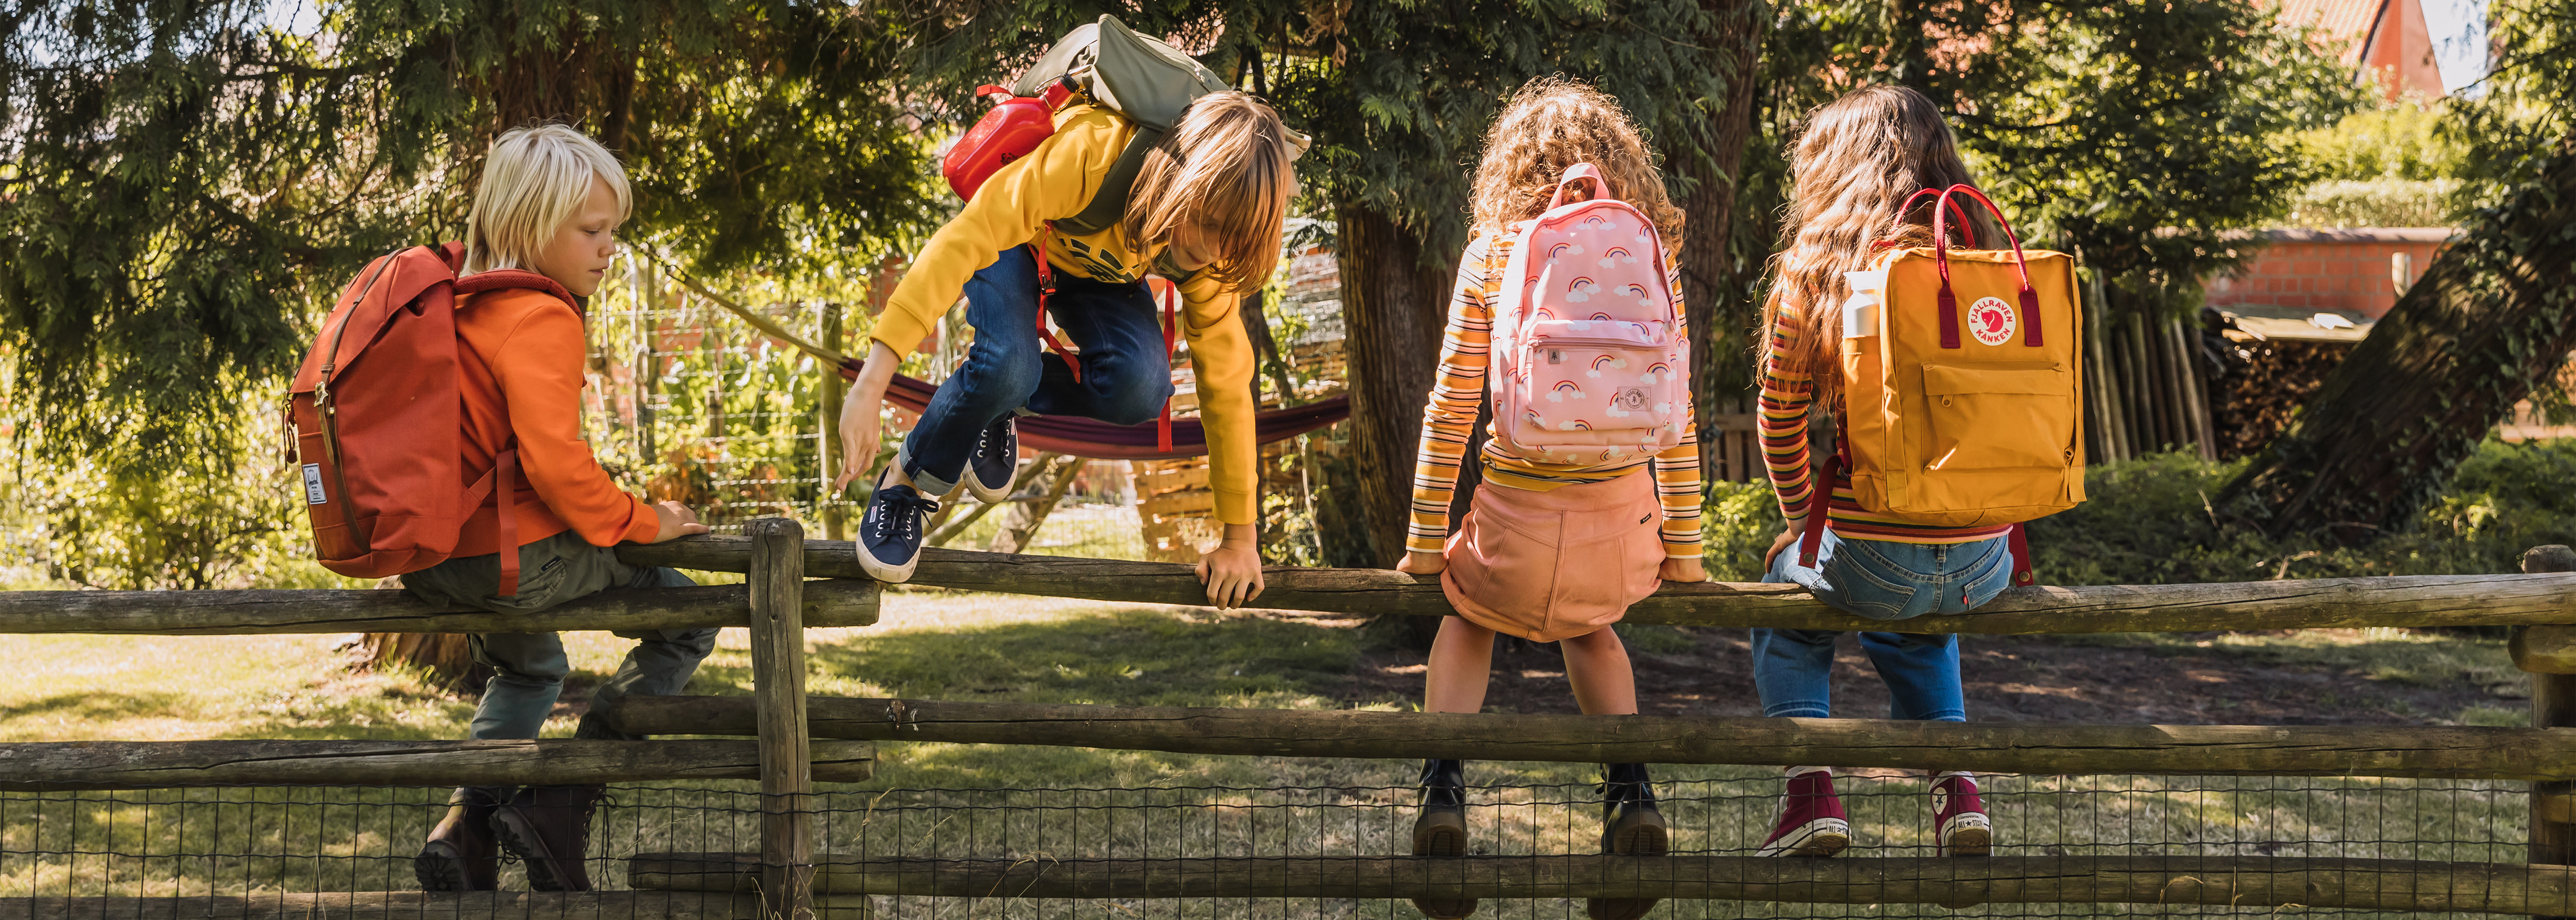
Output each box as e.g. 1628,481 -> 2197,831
1053,122 -> 1167,238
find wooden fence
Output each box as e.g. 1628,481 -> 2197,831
7,532 -> 2576,918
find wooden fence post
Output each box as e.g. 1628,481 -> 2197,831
749,518 -> 815,920
2523,544 -> 2576,907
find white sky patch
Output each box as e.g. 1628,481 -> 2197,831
2423,0 -> 2489,97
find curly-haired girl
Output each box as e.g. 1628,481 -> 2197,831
1396,76 -> 1706,920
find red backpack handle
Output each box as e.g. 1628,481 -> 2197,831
1894,188 -> 1979,248
1928,184 -> 2042,350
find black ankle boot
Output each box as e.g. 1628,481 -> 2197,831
1588,763 -> 1667,920
1410,759 -> 1476,919
415,787 -> 500,891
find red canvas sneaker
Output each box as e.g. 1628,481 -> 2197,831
1932,772 -> 1992,857
1756,768 -> 1850,858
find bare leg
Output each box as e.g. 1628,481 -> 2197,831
1424,617 -> 1498,714
1560,627 -> 1639,716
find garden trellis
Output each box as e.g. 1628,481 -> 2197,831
7,535 -> 2576,917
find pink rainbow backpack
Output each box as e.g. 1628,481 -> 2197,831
1491,163 -> 1688,463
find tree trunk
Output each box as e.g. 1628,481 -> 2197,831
1240,289 -> 1299,405
1673,0 -> 1769,482
1333,205 -> 1459,568
2224,134 -> 2576,542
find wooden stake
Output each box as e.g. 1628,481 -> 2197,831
2525,545 -> 2576,909
2167,316 -> 2218,461
747,518 -> 815,920
818,303 -> 848,542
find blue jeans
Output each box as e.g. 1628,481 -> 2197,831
900,246 -> 1174,496
1750,528 -> 2013,722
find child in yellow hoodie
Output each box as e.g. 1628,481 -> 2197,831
834,90 -> 1294,607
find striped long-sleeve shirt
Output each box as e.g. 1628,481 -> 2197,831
1760,313 -> 2016,544
1406,228 -> 1705,558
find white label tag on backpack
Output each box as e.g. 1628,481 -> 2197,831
302,464 -> 328,505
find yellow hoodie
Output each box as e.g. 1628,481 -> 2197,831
872,103 -> 1259,526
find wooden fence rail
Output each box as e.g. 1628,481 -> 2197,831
0,892 -> 866,920
3,537 -> 2574,918
0,740 -> 875,789
608,695 -> 2576,780
622,537 -> 2576,634
632,853 -> 2576,915
0,580 -> 878,635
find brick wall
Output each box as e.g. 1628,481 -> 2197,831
2203,228 -> 2451,319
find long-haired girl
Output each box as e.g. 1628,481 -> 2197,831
1750,84 -> 2007,859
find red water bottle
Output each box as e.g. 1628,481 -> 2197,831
941,79 -> 1076,201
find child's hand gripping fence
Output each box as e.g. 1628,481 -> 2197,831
9,536 -> 2576,918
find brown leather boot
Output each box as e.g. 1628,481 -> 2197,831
492,785 -> 603,891
415,787 -> 500,891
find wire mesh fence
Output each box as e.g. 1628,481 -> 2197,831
0,773 -> 2547,918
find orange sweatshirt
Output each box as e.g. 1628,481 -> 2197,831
450,287 -> 660,556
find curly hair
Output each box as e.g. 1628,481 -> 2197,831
1468,77 -> 1684,245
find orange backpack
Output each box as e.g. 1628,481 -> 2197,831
1798,185 -> 2087,582
286,243 -> 574,596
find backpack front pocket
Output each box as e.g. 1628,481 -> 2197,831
1508,337 -> 1685,455
1919,362 -> 2074,471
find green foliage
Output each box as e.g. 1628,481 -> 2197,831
2279,103 -> 2471,227
0,0 -> 940,580
0,371 -> 358,590
2286,178 -> 2465,227
0,0 -> 934,465
1947,2 -> 2361,318
889,1 -> 1742,264
2300,103 -> 2472,181
2036,443 -> 2576,584
1736,0 -> 2363,323
1274,1 -> 1737,258
1701,441 -> 2576,589
2219,0 -> 2576,538
1698,479 -> 1789,583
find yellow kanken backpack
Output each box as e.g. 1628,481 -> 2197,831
1798,185 -> 2086,585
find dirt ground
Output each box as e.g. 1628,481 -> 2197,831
1343,626 -> 2522,727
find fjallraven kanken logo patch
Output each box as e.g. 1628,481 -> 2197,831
1968,295 -> 2017,347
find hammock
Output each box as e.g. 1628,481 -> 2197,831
662,262 -> 1351,462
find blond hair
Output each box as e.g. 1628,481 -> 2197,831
463,124 -> 632,276
1469,77 -> 1684,245
1762,85 -> 1998,406
1122,91 -> 1297,294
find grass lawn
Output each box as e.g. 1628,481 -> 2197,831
0,590 -> 2542,917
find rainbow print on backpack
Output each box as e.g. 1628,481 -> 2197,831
1490,163 -> 1688,465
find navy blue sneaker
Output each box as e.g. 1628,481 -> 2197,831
964,416 -> 1019,503
857,475 -> 941,583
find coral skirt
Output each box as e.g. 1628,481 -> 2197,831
1440,471 -> 1667,642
